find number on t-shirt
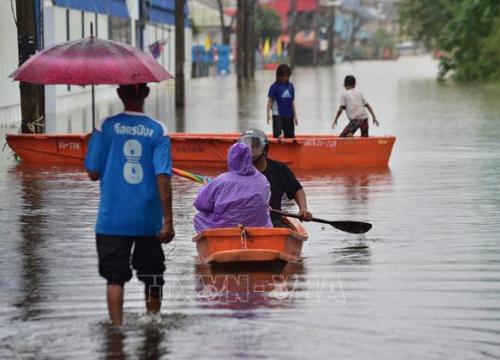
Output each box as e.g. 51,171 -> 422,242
123,139 -> 143,184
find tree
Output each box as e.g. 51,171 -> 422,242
439,0 -> 500,81
255,6 -> 282,42
15,0 -> 45,133
398,0 -> 456,49
475,17 -> 500,81
399,0 -> 500,81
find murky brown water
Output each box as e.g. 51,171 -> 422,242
1,56 -> 500,359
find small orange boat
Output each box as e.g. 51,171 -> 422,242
193,218 -> 308,265
5,133 -> 395,169
263,63 -> 280,70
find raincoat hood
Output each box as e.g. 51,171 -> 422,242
227,143 -> 256,176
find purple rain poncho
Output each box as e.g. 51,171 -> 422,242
193,143 -> 273,233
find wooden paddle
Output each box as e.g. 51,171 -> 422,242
270,209 -> 372,234
172,168 -> 372,234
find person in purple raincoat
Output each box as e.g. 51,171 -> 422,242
193,143 -> 273,233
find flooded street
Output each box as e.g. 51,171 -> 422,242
1,56 -> 500,359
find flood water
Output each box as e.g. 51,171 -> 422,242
1,56 -> 500,359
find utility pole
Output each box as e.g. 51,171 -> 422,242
236,0 -> 244,84
288,0 -> 297,68
175,0 -> 185,107
326,4 -> 336,65
247,0 -> 256,78
16,0 -> 45,133
237,0 -> 256,84
216,0 -> 230,45
243,0 -> 249,79
312,7 -> 319,66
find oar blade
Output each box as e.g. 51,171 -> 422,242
330,221 -> 372,234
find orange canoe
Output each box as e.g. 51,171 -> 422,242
263,63 -> 280,70
193,218 -> 308,265
5,132 -> 395,169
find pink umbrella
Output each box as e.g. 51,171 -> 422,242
10,35 -> 174,128
10,36 -> 173,85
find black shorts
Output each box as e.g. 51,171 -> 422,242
280,116 -> 295,138
96,234 -> 166,295
272,116 -> 295,138
272,115 -> 281,138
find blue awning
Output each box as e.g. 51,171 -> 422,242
148,0 -> 190,26
54,0 -> 129,18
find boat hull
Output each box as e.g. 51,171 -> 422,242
193,218 -> 308,265
6,132 -> 395,169
263,63 -> 280,70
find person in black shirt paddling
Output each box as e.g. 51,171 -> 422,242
239,129 -> 313,227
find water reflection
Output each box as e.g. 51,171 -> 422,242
296,167 -> 392,184
236,79 -> 260,131
98,312 -> 190,359
298,168 -> 391,267
194,262 -> 306,312
7,163 -> 92,322
296,167 -> 392,225
101,326 -> 125,360
2,58 -> 500,358
10,165 -> 48,321
330,241 -> 372,265
135,324 -> 167,359
100,322 -> 168,360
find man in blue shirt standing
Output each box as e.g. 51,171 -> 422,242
85,83 -> 175,326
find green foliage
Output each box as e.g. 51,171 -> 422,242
399,0 -> 500,81
399,0 -> 458,49
255,6 -> 282,41
476,17 -> 500,81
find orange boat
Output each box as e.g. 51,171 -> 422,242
263,63 -> 280,70
193,218 -> 308,265
5,133 -> 395,169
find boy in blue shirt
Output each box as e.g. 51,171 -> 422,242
85,83 -> 175,326
266,64 -> 298,138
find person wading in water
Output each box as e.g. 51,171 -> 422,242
85,83 -> 175,326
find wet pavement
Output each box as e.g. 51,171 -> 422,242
1,56 -> 500,359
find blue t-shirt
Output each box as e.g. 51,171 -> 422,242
84,112 -> 172,236
267,82 -> 295,118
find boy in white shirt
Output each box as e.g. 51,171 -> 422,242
332,75 -> 379,137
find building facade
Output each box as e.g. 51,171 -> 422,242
0,0 -> 192,130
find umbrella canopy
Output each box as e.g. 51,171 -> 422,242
10,36 -> 174,85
